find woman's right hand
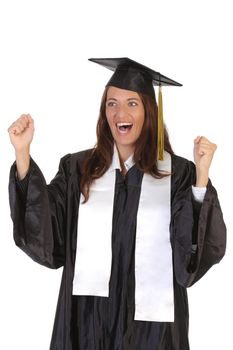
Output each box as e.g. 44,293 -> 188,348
8,114 -> 34,152
8,114 -> 35,180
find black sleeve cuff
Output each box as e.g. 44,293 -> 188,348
16,171 -> 30,194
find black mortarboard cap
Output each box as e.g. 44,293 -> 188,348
88,57 -> 182,99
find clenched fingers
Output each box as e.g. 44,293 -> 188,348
194,136 -> 217,155
8,114 -> 34,135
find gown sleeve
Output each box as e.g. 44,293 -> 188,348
171,155 -> 226,287
9,154 -> 71,269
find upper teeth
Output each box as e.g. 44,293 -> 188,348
117,122 -> 132,126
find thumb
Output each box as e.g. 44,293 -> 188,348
194,136 -> 201,144
27,114 -> 35,129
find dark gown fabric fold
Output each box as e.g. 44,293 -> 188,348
9,151 -> 226,350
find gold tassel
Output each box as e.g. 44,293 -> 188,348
157,85 -> 164,160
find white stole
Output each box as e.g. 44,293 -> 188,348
72,151 -> 174,322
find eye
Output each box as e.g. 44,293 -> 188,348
128,101 -> 138,107
107,101 -> 117,107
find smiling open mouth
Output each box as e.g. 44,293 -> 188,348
116,122 -> 133,133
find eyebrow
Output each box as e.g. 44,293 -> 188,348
106,97 -> 141,101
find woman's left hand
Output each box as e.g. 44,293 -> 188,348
193,136 -> 217,187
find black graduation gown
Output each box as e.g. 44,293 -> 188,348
9,151 -> 226,350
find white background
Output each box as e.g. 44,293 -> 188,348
0,0 -> 232,349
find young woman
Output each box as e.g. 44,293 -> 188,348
8,58 -> 226,350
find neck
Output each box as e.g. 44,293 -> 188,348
116,144 -> 134,162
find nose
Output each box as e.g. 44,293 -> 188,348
115,103 -> 129,119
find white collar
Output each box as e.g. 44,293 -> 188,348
109,144 -> 135,172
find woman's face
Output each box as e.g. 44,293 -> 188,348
106,86 -> 145,156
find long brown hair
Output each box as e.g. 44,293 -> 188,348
80,87 -> 174,202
